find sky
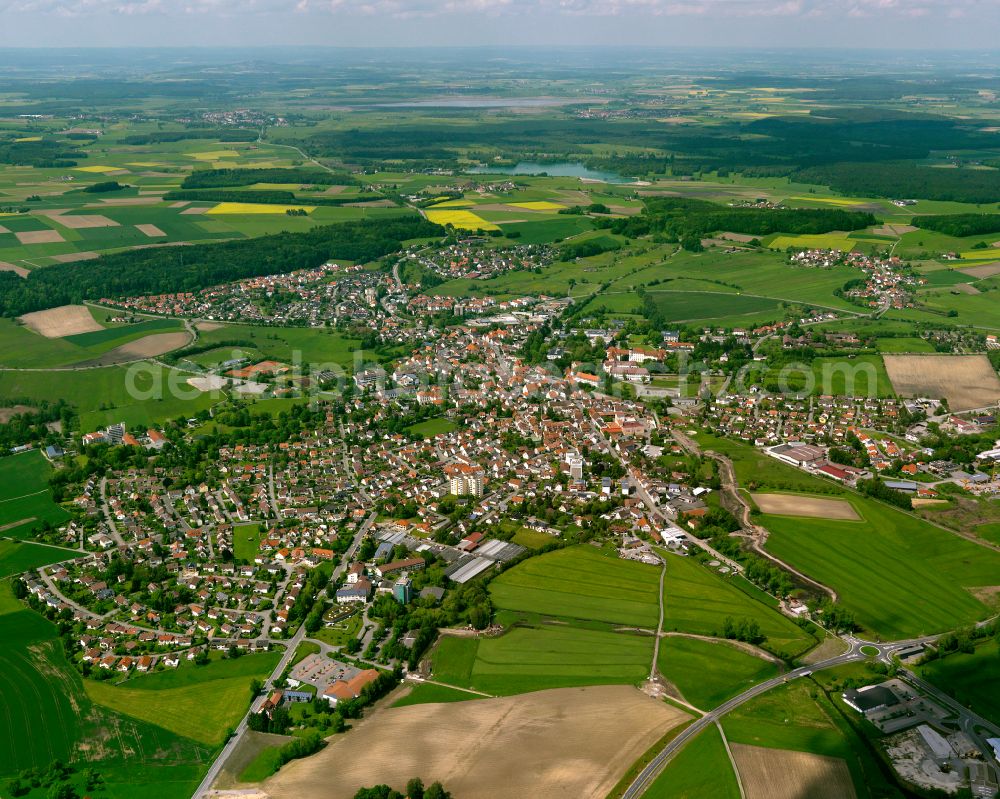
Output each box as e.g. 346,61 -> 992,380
0,0 -> 998,49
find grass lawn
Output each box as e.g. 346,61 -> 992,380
232,522 -> 264,563
488,545 -> 661,628
657,636 -> 782,710
86,651 -> 279,746
661,552 -> 817,660
762,494 -> 1000,639
313,611 -> 363,648
918,641 -> 1000,726
511,527 -> 558,549
643,725 -> 740,799
407,417 -> 458,438
391,682 -> 479,707
239,745 -> 284,783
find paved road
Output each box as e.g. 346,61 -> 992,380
192,624 -> 306,798
191,511 -> 376,798
621,648 -> 866,799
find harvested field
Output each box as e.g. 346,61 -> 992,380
196,322 -> 224,332
50,252 -> 98,263
731,743 -> 856,799
92,197 -> 162,206
0,261 -> 29,278
753,493 -> 859,520
0,405 -> 34,423
872,224 -> 917,236
180,206 -> 210,215
16,229 -> 65,244
170,201 -> 191,208
135,224 -> 166,237
0,224 -> 8,233
884,354 -> 1000,411
958,261 -> 1000,279
263,686 -> 687,799
49,214 -> 119,229
952,283 -> 981,294
19,305 -> 102,338
717,231 -> 757,243
75,332 -> 192,366
912,498 -> 948,507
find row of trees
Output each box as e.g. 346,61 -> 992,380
354,778 -> 451,799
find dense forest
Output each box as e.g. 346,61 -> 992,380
0,215 -> 441,317
119,129 -> 259,145
795,163 -> 1000,204
602,198 -> 877,247
180,167 -> 358,189
0,138 -> 83,168
913,213 -> 1000,238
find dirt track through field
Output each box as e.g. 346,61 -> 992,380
884,354 -> 1000,411
731,743 -> 857,799
20,305 -> 103,337
263,686 -> 688,799
752,493 -> 860,520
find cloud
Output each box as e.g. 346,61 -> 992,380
0,0 -> 990,22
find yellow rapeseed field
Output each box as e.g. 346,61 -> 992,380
425,209 -> 499,231
206,202 -> 316,215
508,201 -> 566,211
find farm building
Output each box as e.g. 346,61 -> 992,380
843,684 -> 900,717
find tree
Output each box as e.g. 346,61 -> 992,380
406,777 -> 425,799
424,782 -> 451,799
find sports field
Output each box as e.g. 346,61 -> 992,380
488,545 -> 661,627
763,494 -> 1000,638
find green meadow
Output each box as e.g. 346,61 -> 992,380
762,495 -> 1000,639
488,545 -> 661,628
656,635 -> 782,710
0,583 -> 213,797
0,450 -> 70,538
642,725 -> 740,799
660,552 -> 816,659
917,641 -> 1000,726
429,625 -> 652,696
